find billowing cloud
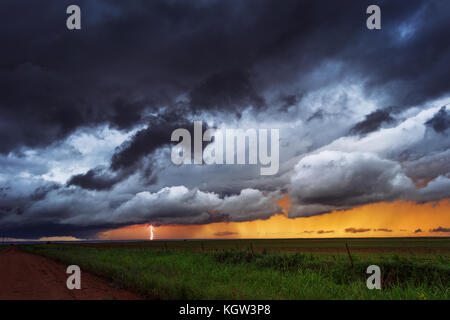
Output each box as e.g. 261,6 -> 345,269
289,150 -> 414,215
112,186 -> 282,225
288,103 -> 450,216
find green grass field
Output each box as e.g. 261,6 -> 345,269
21,238 -> 450,300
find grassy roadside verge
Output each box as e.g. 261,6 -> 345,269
22,244 -> 449,299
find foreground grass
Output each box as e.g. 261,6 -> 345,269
23,244 -> 449,300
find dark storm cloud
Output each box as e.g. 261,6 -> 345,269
429,226 -> 450,233
279,94 -> 299,112
67,167 -> 122,191
109,98 -> 150,131
110,117 -> 190,171
189,69 -> 265,113
425,106 -> 450,133
1,0 -> 450,154
350,109 -> 395,135
67,116 -> 195,190
317,230 -> 334,234
345,227 -> 371,233
376,228 -> 392,232
341,1 -> 450,107
30,184 -> 61,201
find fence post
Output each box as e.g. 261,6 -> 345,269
345,242 -> 354,268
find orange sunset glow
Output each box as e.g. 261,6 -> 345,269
98,197 -> 450,240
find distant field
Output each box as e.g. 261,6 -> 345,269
76,237 -> 450,246
22,238 -> 450,300
65,237 -> 450,255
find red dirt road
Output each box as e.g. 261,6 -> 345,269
0,246 -> 140,300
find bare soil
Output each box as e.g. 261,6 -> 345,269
0,246 -> 141,300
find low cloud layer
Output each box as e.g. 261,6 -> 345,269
429,226 -> 450,233
345,228 -> 372,233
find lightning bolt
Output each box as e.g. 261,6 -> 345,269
149,225 -> 154,240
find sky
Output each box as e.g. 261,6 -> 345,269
0,0 -> 449,240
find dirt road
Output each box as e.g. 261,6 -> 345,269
0,246 -> 140,300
